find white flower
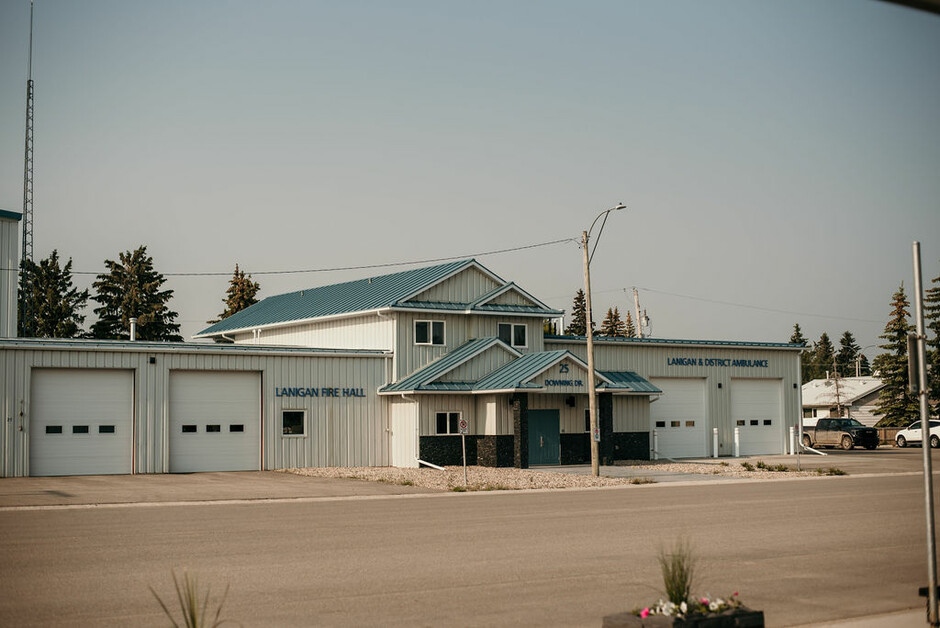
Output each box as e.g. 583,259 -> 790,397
709,601 -> 719,612
680,601 -> 687,614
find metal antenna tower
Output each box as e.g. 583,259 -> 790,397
22,0 -> 35,265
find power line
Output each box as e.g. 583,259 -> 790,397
628,286 -> 884,324
3,237 -> 577,278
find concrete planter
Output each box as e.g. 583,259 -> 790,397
603,608 -> 764,628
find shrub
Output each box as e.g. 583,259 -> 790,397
740,461 -> 755,471
630,476 -> 656,485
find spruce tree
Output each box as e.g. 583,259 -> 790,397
599,307 -> 627,337
624,310 -> 636,338
812,332 -> 835,380
17,250 -> 89,338
789,323 -> 812,383
924,267 -> 940,417
209,264 -> 260,324
565,289 -> 592,336
836,331 -> 864,378
91,246 -> 182,341
872,283 -> 919,427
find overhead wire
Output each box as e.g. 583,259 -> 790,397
2,237 -> 578,277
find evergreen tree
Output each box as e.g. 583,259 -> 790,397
836,331 -> 864,378
565,289 -> 592,336
624,310 -> 637,338
789,323 -> 812,383
812,332 -> 835,380
209,264 -> 260,324
91,246 -> 182,341
599,307 -> 627,337
17,250 -> 89,338
924,267 -> 940,417
872,283 -> 919,427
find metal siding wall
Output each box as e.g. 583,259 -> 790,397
268,354 -> 389,469
474,316 -> 543,353
0,345 -> 391,476
411,267 -> 500,303
546,339 -> 802,454
613,396 -> 649,432
418,394 -> 479,435
256,315 -> 393,351
395,313 -> 472,380
490,291 -> 531,306
441,347 -> 516,382
0,219 -> 18,338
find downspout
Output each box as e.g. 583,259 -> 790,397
221,333 -> 234,343
401,392 -> 444,471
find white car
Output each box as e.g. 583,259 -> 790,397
896,420 -> 940,448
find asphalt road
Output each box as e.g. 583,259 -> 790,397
0,456 -> 936,627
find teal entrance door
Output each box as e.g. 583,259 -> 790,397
528,409 -> 560,466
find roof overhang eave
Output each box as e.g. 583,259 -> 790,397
192,307 -> 394,339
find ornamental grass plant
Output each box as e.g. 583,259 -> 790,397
149,569 -> 231,628
658,538 -> 696,606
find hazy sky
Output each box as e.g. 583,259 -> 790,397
1,0 -> 938,355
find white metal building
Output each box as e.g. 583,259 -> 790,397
0,211 -> 804,476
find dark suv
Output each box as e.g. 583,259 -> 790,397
803,418 -> 879,450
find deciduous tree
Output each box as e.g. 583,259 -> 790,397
91,246 -> 181,341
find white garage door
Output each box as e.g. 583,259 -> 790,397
731,379 -> 783,456
30,369 -> 134,476
650,378 -> 707,459
169,371 -> 261,473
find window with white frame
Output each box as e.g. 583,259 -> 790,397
436,411 -> 461,435
415,320 -> 445,345
498,323 -> 527,348
282,410 -> 306,436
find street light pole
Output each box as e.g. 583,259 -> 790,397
582,203 -> 626,478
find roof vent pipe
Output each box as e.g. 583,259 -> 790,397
129,317 -> 137,342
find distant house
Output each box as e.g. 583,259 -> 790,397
801,376 -> 886,427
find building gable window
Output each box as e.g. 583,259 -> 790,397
436,411 -> 461,435
415,320 -> 445,346
498,323 -> 527,348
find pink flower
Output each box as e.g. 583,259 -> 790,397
640,608 -> 650,618
700,597 -> 709,605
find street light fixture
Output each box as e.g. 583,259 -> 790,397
582,203 -> 626,478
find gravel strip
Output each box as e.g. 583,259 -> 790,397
281,460 -> 827,492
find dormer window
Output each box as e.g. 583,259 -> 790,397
415,320 -> 445,346
498,323 -> 527,348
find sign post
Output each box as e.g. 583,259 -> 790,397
458,417 -> 469,487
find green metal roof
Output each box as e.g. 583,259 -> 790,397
196,259 -> 561,338
473,350 -> 573,392
0,209 -> 22,221
380,337 -> 518,393
598,371 -> 662,394
545,335 -> 803,350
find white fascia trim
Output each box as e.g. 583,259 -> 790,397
388,306 -> 555,318
547,350 -> 615,387
191,308 -> 393,339
470,388 -> 540,395
471,282 -> 555,312
543,337 -> 804,352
